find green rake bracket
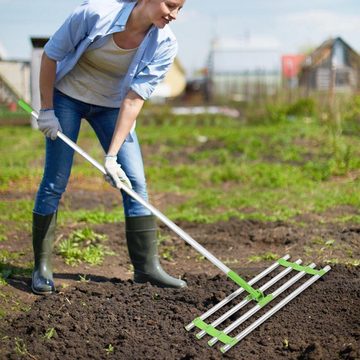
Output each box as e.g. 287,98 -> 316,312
185,255 -> 331,353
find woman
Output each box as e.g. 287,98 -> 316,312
32,0 -> 186,295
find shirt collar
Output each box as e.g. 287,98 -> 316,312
113,1 -> 157,38
114,1 -> 138,27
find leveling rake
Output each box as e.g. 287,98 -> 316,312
20,100 -> 331,353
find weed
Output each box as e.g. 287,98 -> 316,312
0,249 -> 23,263
248,252 -> 278,263
195,254 -> 206,262
0,224 -> 7,242
78,274 -> 90,282
160,246 -> 175,262
14,337 -> 27,356
105,344 -> 114,354
334,215 -> 360,224
222,258 -> 239,265
325,258 -> 360,267
325,239 -> 335,247
312,238 -> 335,248
157,231 -> 171,245
57,228 -> 115,266
20,305 -> 31,313
43,328 -> 57,340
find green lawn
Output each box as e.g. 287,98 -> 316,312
0,111 -> 359,228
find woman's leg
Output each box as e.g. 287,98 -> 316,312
34,90 -> 86,215
32,90 -> 87,294
87,108 -> 150,216
87,107 -> 186,288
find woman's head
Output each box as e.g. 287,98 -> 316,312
140,0 -> 185,28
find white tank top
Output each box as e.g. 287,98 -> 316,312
56,34 -> 138,108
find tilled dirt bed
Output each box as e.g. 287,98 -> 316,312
0,266 -> 359,360
0,188 -> 359,359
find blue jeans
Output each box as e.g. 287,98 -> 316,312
34,89 -> 151,217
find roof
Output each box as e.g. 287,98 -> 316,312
30,37 -> 49,48
302,36 -> 360,69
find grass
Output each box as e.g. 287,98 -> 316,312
0,110 -> 359,227
60,208 -> 123,225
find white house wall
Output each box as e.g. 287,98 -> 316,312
0,61 -> 31,102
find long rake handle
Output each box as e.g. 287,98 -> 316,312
63,134 -> 232,273
20,100 -> 234,276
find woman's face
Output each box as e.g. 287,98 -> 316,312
146,0 -> 185,28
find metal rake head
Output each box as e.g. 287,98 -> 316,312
185,255 -> 330,353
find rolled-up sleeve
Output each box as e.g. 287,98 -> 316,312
44,2 -> 90,61
130,39 -> 178,100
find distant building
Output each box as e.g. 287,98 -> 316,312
281,54 -> 305,89
0,42 -> 30,105
0,60 -> 30,105
298,37 -> 360,93
150,57 -> 186,102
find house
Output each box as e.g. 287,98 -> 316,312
298,37 -> 360,93
0,60 -> 30,105
0,42 -> 30,105
150,57 -> 186,102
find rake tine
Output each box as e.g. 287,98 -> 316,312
196,258 -> 302,340
220,265 -> 331,353
208,263 -> 316,346
185,254 -> 291,332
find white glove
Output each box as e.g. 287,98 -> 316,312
37,109 -> 62,140
104,155 -> 132,189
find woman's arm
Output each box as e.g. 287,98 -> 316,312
107,90 -> 145,156
39,52 -> 57,109
104,90 -> 144,189
36,52 -> 62,140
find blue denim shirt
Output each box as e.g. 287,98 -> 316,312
44,0 -> 178,102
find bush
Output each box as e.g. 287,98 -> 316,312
286,98 -> 316,117
342,95 -> 360,134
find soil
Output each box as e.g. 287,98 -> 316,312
0,187 -> 359,360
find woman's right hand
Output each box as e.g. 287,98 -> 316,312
104,155 -> 132,189
37,109 -> 62,140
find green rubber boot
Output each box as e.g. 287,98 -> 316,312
125,215 -> 186,288
31,212 -> 56,295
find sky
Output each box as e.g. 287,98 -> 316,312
0,0 -> 360,76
